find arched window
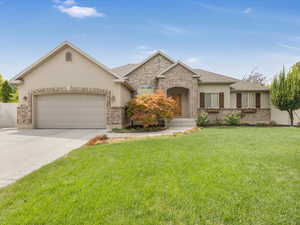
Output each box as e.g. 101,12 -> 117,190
65,52 -> 72,62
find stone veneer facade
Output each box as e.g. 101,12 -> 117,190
126,54 -> 200,118
157,64 -> 199,117
126,54 -> 173,90
198,109 -> 271,124
17,87 -> 125,129
125,53 -> 271,124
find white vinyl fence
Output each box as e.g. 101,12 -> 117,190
271,105 -> 300,125
0,103 -> 17,128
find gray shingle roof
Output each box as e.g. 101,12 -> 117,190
193,69 -> 238,84
111,64 -> 138,77
230,81 -> 269,91
112,64 -> 269,91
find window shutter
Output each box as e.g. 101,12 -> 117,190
219,92 -> 224,108
200,93 -> 205,108
237,93 -> 242,108
256,93 -> 261,108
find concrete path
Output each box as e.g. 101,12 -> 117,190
0,127 -> 193,187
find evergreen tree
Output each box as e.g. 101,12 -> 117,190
271,64 -> 300,126
0,74 -> 3,102
1,81 -> 13,103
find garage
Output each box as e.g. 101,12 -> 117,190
35,94 -> 106,128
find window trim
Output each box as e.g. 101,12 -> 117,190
204,92 -> 220,109
241,92 -> 256,109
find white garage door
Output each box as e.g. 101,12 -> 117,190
36,94 -> 106,128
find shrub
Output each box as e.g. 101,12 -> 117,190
126,90 -> 177,128
85,134 -> 109,146
225,112 -> 241,125
256,122 -> 268,126
196,112 -> 209,126
269,120 -> 277,126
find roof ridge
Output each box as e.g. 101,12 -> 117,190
122,51 -> 176,77
11,41 -> 121,82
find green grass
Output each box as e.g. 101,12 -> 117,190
0,127 -> 299,225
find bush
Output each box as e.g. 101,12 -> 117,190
196,112 -> 209,126
256,122 -> 268,126
85,134 -> 109,146
269,120 -> 277,126
225,112 -> 241,125
126,90 -> 177,128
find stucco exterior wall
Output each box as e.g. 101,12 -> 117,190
127,54 -> 173,90
16,46 -> 131,129
0,103 -> 17,128
18,46 -> 125,107
199,84 -> 231,108
230,93 -> 236,108
271,105 -> 300,125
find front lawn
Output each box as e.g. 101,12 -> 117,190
0,127 -> 299,225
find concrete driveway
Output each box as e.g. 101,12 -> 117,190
0,128 -> 104,187
0,126 -> 193,188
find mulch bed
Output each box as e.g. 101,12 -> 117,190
84,127 -> 200,147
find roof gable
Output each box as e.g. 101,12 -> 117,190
157,61 -> 199,78
122,50 -> 176,77
11,41 -> 120,82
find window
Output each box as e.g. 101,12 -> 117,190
65,52 -> 72,62
241,92 -> 256,108
137,84 -> 153,94
205,93 -> 219,108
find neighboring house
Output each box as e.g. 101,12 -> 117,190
11,41 -> 271,129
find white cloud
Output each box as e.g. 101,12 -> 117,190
243,8 -> 252,14
131,46 -> 163,62
136,45 -> 151,50
184,57 -> 200,64
54,5 -> 105,18
52,0 -> 75,5
197,3 -> 253,15
197,3 -> 234,14
135,46 -> 156,54
63,0 -> 76,5
160,25 -> 188,35
278,43 -> 300,51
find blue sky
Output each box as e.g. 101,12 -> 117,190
1,0 -> 300,80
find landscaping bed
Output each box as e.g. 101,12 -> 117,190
112,125 -> 168,133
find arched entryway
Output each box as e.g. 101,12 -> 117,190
167,87 -> 190,117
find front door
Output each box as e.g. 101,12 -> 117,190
172,94 -> 182,116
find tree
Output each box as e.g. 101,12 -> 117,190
127,90 -> 177,127
243,68 -> 268,85
1,81 -> 14,103
271,64 -> 300,126
0,74 -> 3,102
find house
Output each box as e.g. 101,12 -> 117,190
11,41 -> 272,129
